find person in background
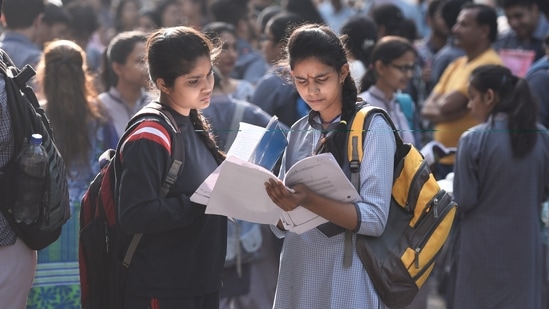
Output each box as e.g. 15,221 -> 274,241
317,0 -> 357,34
180,0 -> 211,29
98,30 -> 151,139
202,67 -> 276,309
421,3 -> 502,180
0,0 -> 38,306
370,3 -> 416,41
494,0 -> 549,64
27,39 -> 117,309
281,0 -> 325,25
526,33 -> 549,127
36,2 -> 72,50
135,8 -> 161,33
359,36 -> 417,145
155,0 -> 185,28
251,11 -> 306,128
113,0 -> 141,34
0,0 -> 44,68
412,0 -> 446,101
340,14 -> 377,92
202,22 -> 255,101
117,26 -> 226,309
429,0 -> 466,90
210,0 -> 268,85
450,64 -> 549,309
264,24 -> 395,309
65,3 -> 103,75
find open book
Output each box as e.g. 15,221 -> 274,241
191,152 -> 361,234
191,117 -> 287,206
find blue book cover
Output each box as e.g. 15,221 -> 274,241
248,116 -> 288,171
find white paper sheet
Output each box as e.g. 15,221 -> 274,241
193,153 -> 361,234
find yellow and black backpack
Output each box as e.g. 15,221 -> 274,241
347,105 -> 457,309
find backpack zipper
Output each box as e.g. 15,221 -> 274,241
412,195 -> 454,270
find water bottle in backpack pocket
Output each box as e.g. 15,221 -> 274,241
13,134 -> 48,225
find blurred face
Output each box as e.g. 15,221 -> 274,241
216,31 -> 238,77
432,9 -> 449,37
291,57 -> 348,121
467,84 -> 494,122
114,42 -> 148,88
260,27 -> 280,64
159,56 -> 214,116
137,15 -> 158,33
180,0 -> 200,17
38,22 -> 69,46
452,8 -> 486,50
376,50 -> 416,93
504,5 -> 539,39
120,1 -> 139,31
161,3 -> 184,27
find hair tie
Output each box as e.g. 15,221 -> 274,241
340,120 -> 347,125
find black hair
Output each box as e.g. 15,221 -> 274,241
257,5 -> 282,34
284,24 -> 358,166
469,64 -> 538,158
440,0 -> 467,30
361,36 -> 417,92
209,0 -> 250,27
146,26 -> 225,163
66,3 -> 99,43
427,0 -> 443,19
340,15 -> 377,92
102,30 -> 147,89
371,3 -> 404,36
461,3 -> 498,43
43,2 -> 72,26
202,21 -> 236,41
282,0 -> 325,25
501,0 -> 536,9
155,0 -> 181,27
2,0 -> 45,29
114,0 -> 141,33
267,12 -> 305,45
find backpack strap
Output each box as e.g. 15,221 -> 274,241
118,102 -> 185,268
347,106 -> 403,190
344,106 -> 402,268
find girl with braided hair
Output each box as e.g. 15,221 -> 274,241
264,24 -> 395,308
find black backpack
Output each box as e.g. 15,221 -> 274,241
79,102 -> 185,309
0,50 -> 70,250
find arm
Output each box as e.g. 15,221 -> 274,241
421,90 -> 469,123
117,123 -> 205,234
265,115 -> 395,235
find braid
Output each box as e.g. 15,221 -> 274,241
322,75 -> 360,166
189,109 -> 226,164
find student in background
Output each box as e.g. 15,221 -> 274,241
117,26 -> 227,309
98,30 -> 152,139
27,39 -> 117,309
0,0 -> 44,68
202,22 -> 255,101
209,0 -> 268,85
251,12 -> 306,128
450,64 -> 549,308
359,36 -> 417,145
202,67 -> 276,309
264,24 -> 395,309
340,15 -> 378,92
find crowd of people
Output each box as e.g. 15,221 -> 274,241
0,0 -> 548,308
